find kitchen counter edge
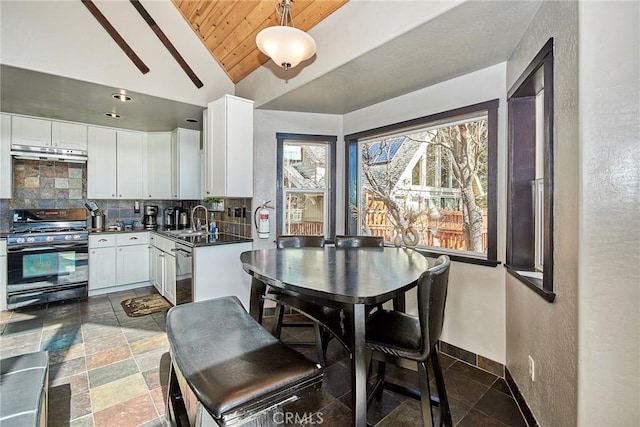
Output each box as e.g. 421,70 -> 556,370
89,229 -> 253,247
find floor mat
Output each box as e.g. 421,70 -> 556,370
121,294 -> 171,317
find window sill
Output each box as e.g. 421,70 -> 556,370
505,264 -> 556,302
412,247 -> 501,267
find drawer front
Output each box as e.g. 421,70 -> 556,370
89,234 -> 116,248
116,232 -> 149,247
155,235 -> 176,253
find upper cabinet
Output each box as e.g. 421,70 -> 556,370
203,95 -> 253,198
12,116 -> 87,150
87,127 -> 144,199
1,114 -> 12,198
146,128 -> 200,200
172,128 -> 200,200
51,121 -> 88,150
146,132 -> 172,200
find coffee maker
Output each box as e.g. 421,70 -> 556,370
164,207 -> 176,229
142,205 -> 158,230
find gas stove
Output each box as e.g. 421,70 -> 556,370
8,209 -> 89,246
6,209 -> 90,309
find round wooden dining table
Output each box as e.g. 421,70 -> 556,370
240,246 -> 430,427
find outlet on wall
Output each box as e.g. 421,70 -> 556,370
528,355 -> 535,382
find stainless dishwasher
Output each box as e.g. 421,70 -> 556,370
174,242 -> 193,304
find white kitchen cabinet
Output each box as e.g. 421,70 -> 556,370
1,114 -> 12,199
147,132 -> 172,199
87,127 -> 117,198
171,128 -> 200,199
117,244 -> 150,286
88,235 -> 117,291
11,116 -> 87,150
11,116 -> 51,148
88,232 -> 149,294
87,127 -> 145,199
1,240 -> 7,311
192,241 -> 252,308
149,233 -> 177,305
116,130 -> 145,199
203,95 -> 253,198
163,254 -> 177,305
51,121 -> 87,150
149,241 -> 162,295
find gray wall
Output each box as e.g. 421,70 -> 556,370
577,2 -> 639,425
505,2 -> 579,425
506,1 -> 640,425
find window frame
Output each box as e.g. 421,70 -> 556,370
506,37 -> 555,302
344,100 -> 499,267
276,132 -> 337,238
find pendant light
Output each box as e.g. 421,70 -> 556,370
256,0 -> 317,71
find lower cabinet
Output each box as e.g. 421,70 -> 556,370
89,232 -> 149,294
149,234 -> 177,305
1,240 -> 7,311
116,241 -> 150,286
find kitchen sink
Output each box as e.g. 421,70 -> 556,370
164,229 -> 209,237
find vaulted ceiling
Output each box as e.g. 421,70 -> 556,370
172,0 -> 349,83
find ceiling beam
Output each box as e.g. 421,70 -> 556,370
81,0 -> 150,74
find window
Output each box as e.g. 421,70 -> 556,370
346,100 -> 499,265
506,38 -> 555,302
277,133 -> 336,238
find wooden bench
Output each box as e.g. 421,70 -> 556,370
166,296 -> 323,426
0,351 -> 49,427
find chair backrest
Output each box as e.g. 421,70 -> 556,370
334,235 -> 384,248
417,255 -> 451,358
276,235 -> 325,249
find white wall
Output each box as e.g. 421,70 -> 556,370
505,2 -> 579,426
252,110 -> 344,249
344,63 -> 508,364
237,0 -> 461,107
0,0 -> 233,106
577,2 -> 640,426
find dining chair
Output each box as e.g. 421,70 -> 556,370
267,235 -> 327,364
334,235 -> 384,248
366,255 -> 452,427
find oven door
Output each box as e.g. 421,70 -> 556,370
7,242 -> 89,309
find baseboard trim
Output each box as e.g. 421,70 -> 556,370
505,367 -> 538,427
439,340 -> 504,377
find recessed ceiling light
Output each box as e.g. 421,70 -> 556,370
104,112 -> 121,118
185,118 -> 199,123
111,93 -> 133,102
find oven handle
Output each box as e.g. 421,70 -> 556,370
8,243 -> 89,253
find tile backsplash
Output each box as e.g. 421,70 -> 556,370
1,159 -> 252,239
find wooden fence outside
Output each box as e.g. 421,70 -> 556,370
285,200 -> 488,252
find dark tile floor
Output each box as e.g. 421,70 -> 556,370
0,288 -> 528,426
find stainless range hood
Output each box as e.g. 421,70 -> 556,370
10,145 -> 88,163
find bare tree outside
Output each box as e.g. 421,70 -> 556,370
357,116 -> 488,252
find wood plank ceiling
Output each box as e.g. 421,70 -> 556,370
172,0 -> 348,84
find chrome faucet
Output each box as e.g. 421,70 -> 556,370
191,205 -> 209,232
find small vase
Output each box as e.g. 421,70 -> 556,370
393,229 -> 403,248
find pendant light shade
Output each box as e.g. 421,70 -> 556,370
256,0 -> 317,71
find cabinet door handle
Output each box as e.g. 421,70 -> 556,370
112,194 -> 115,197
98,238 -> 107,242
129,237 -> 138,240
